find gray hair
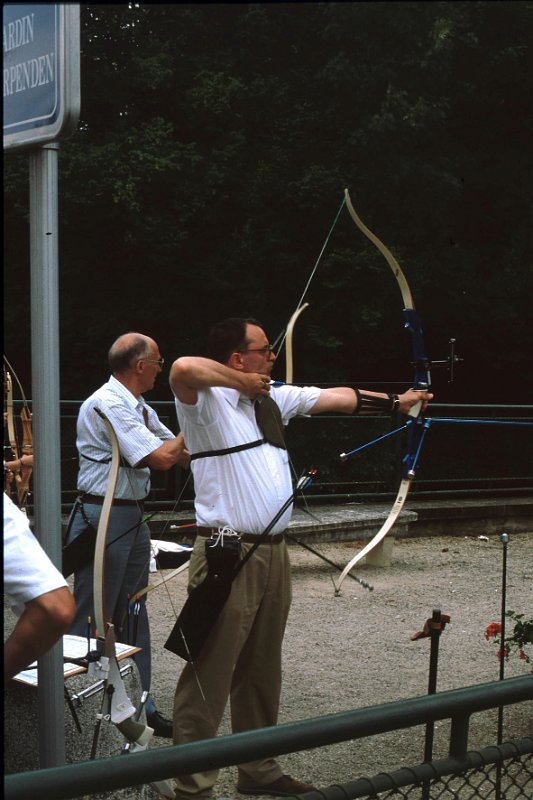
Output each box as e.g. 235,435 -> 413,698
108,333 -> 152,374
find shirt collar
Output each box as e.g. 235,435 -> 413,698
218,386 -> 252,408
107,374 -> 141,412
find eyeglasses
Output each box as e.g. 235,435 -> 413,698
240,345 -> 275,355
141,357 -> 165,367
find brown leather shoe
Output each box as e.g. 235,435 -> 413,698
237,775 -> 316,796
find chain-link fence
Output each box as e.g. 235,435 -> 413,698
320,738 -> 532,799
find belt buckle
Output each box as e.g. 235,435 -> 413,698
208,525 -> 241,546
205,526 -> 241,569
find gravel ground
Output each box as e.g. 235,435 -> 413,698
5,530 -> 531,798
146,531 -> 533,797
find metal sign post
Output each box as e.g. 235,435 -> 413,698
4,3 -> 80,770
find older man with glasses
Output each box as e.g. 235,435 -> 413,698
64,331 -> 189,738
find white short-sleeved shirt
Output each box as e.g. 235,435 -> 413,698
76,375 -> 175,500
4,493 -> 68,617
174,384 -> 320,534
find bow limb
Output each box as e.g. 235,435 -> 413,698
344,189 -> 431,412
91,408 -> 139,739
129,560 -> 190,605
89,409 -> 178,796
333,192 -> 432,593
344,188 -> 414,309
90,411 -> 158,745
18,404 -> 33,511
4,367 -> 21,497
285,302 -> 309,385
92,408 -> 121,636
3,357 -> 33,510
332,478 -> 411,595
4,367 -> 18,458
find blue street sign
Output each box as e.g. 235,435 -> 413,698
3,4 -> 79,151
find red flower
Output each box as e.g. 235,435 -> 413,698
496,645 -> 509,661
484,622 -> 501,640
485,612 -> 532,669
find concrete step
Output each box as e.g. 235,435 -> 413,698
144,496 -> 532,544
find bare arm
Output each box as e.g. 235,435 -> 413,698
169,356 -> 271,405
308,387 -> 358,414
137,431 -> 191,471
4,587 -> 76,685
309,387 -> 433,415
4,454 -> 34,472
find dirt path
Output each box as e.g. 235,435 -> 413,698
147,531 -> 533,795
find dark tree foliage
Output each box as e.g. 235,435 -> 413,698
4,2 -> 533,406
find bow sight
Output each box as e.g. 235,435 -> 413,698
417,337 -> 463,384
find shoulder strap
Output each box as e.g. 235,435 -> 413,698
190,438 -> 265,462
81,452 -> 141,470
81,453 -> 112,464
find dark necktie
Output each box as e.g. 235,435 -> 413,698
254,396 -> 286,450
142,407 -> 149,426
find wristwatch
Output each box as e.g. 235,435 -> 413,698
389,394 -> 400,413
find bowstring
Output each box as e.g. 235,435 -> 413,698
272,194 -> 346,355
120,457 -> 216,716
121,456 -> 193,630
3,355 -> 30,407
270,193 -> 348,525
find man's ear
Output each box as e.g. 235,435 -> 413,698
227,351 -> 245,371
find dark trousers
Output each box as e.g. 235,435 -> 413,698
65,500 -> 152,694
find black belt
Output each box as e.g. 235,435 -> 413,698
79,493 -> 144,508
196,527 -> 286,544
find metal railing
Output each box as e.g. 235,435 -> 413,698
9,400 -> 533,510
5,674 -> 533,800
